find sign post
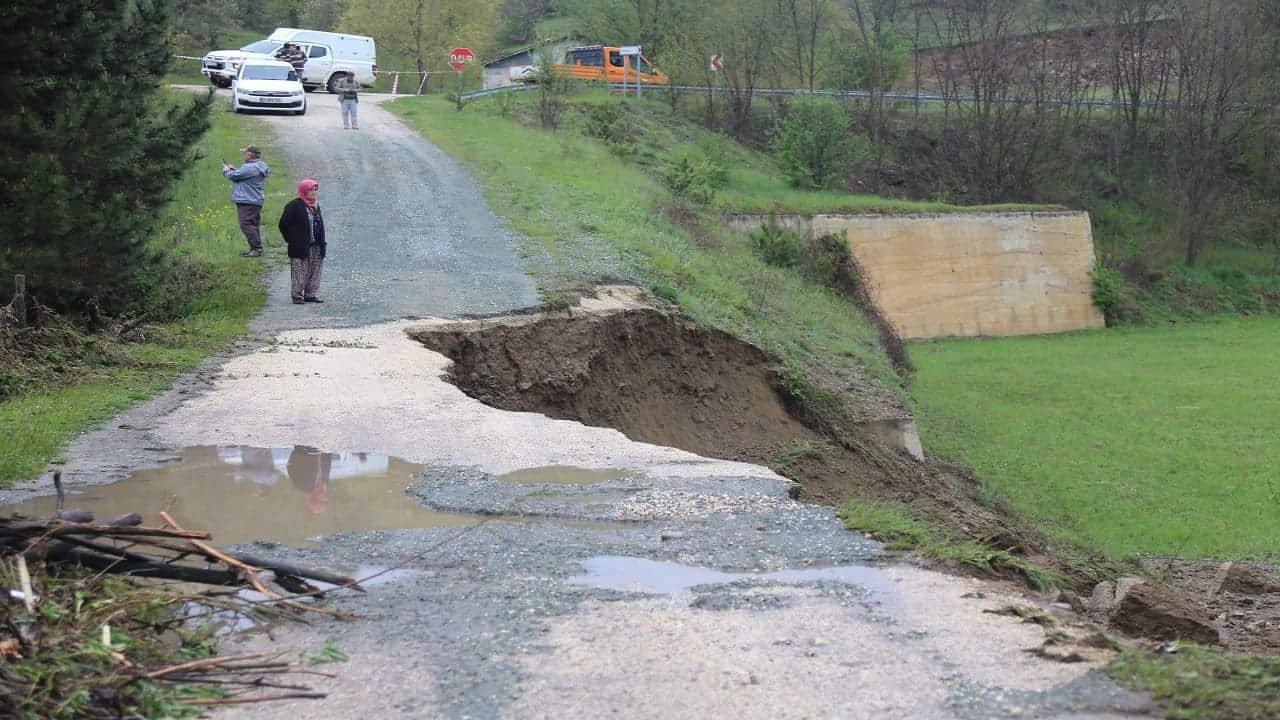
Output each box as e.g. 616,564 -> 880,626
620,45 -> 641,97
449,47 -> 476,110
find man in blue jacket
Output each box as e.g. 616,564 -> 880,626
222,145 -> 272,257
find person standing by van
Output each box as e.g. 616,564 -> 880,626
336,71 -> 359,129
222,145 -> 271,258
275,43 -> 307,75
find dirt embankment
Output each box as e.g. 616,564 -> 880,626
413,307 -> 1037,554
413,300 -> 1280,652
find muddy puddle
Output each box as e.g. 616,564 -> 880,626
9,446 -> 475,547
568,556 -> 895,601
495,465 -> 638,485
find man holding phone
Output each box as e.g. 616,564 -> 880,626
222,145 -> 272,257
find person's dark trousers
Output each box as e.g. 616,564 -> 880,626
236,203 -> 263,251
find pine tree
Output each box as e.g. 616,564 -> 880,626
0,0 -> 213,316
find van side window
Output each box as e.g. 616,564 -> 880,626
609,52 -> 623,68
567,49 -> 604,67
309,46 -> 328,58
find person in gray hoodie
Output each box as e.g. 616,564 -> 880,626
222,145 -> 272,257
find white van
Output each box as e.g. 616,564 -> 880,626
202,28 -> 377,93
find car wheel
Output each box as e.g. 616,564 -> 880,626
326,73 -> 343,94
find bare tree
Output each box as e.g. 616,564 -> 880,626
777,0 -> 832,91
1163,0 -> 1278,264
849,0 -> 901,185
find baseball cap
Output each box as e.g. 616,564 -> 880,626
241,145 -> 261,157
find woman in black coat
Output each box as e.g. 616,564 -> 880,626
278,178 -> 326,304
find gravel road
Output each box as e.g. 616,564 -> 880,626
0,94 -> 1159,719
250,92 -> 538,331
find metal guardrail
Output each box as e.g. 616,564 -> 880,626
457,82 -> 1154,109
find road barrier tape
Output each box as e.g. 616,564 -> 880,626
177,55 -> 463,96
453,82 -> 1180,109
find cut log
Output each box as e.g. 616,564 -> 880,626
41,545 -> 240,585
55,510 -> 95,523
227,552 -> 363,591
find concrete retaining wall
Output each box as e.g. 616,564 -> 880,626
728,211 -> 1105,339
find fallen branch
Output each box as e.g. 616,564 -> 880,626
160,511 -> 341,616
2,511 -> 358,613
180,692 -> 328,706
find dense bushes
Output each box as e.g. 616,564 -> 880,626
772,101 -> 866,189
1091,264 -> 1137,326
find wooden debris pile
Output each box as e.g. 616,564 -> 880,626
2,472 -> 363,610
1,472 -> 368,713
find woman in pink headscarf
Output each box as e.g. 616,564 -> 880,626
277,179 -> 326,304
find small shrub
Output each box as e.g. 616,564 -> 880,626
750,216 -> 804,267
661,153 -> 725,205
584,102 -> 625,142
772,101 -> 866,189
533,49 -> 571,129
1092,263 -> 1139,326
651,282 -> 679,302
493,90 -> 517,118
583,103 -> 640,158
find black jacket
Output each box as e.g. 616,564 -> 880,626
278,198 -> 326,259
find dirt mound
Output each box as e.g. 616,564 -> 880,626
1089,578 -> 1221,645
412,308 -> 1027,548
416,309 -> 819,465
1138,559 -> 1280,652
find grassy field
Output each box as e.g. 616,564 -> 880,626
910,317 -> 1280,561
388,92 -> 908,417
0,101 -> 286,486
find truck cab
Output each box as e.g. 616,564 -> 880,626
202,28 -> 377,92
553,46 -> 669,86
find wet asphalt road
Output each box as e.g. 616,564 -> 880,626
0,93 -> 1161,719
247,92 -> 538,331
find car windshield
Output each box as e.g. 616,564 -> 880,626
241,40 -> 282,54
241,65 -> 298,81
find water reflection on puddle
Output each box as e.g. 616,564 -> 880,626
569,556 -> 895,601
9,446 -> 474,547
494,466 -> 638,485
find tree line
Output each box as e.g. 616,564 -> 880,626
268,0 -> 1277,268
4,0 -> 1276,321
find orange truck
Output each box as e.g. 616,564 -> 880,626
512,45 -> 669,86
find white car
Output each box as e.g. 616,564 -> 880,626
231,60 -> 307,115
202,28 -> 377,93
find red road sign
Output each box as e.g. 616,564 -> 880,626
710,54 -> 723,71
449,47 -> 475,71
